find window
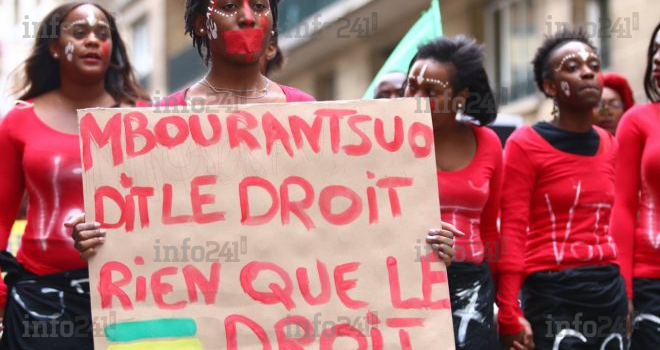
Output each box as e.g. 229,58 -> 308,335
132,17 -> 151,88
279,0 -> 342,33
573,0 -> 610,67
486,0 -> 538,103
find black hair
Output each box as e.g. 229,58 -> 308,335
531,27 -> 596,98
17,2 -> 149,103
185,0 -> 280,66
409,35 -> 497,126
644,21 -> 660,102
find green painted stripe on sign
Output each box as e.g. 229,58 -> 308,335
105,318 -> 197,342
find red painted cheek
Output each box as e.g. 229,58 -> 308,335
102,41 -> 111,60
429,100 -> 436,111
260,15 -> 270,36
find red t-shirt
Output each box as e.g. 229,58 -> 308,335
610,102 -> 660,299
437,124 -> 502,272
154,84 -> 315,106
0,102 -> 88,307
496,125 -> 619,334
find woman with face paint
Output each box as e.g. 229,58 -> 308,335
70,0 -> 460,271
404,36 -> 504,350
591,72 -> 635,134
610,22 -> 660,349
0,2 -> 148,349
155,0 -> 313,107
497,28 -> 627,350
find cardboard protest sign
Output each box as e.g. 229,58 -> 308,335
78,98 -> 454,350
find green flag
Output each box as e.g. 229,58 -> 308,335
362,0 -> 443,99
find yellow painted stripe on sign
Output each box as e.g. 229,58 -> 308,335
107,338 -> 203,350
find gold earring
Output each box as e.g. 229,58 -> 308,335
551,98 -> 559,119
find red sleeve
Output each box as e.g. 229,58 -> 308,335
480,130 -> 503,282
610,109 -> 643,299
497,134 -> 535,334
0,113 -> 25,308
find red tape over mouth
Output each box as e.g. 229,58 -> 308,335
223,29 -> 264,60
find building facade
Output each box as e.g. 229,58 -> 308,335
1,0 -> 656,123
273,0 -> 656,123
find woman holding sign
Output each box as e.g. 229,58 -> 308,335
0,2 -> 148,349
70,0 -> 461,269
497,28 -> 627,350
404,36 -> 504,350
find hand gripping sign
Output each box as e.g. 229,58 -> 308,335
78,98 -> 455,350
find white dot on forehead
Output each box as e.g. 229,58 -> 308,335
408,64 -> 449,88
86,7 -> 98,26
206,0 -> 271,18
554,44 -> 598,72
416,64 -> 428,85
577,44 -> 591,61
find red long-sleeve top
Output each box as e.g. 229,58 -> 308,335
610,103 -> 660,299
496,125 -> 619,334
0,103 -> 88,307
437,124 -> 502,274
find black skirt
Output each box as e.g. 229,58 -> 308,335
0,251 -> 93,350
522,264 -> 628,350
447,262 -> 502,350
631,277 -> 660,349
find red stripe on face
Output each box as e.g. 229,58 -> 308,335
242,0 -> 254,25
260,13 -> 270,36
223,28 -> 264,61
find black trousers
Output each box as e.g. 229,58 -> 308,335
448,262 -> 502,350
522,265 -> 628,350
631,278 -> 660,349
0,251 -> 93,350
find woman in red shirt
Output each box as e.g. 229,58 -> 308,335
0,3 -> 148,349
404,36 -> 503,350
591,72 -> 635,134
610,21 -> 660,349
71,1 -> 459,263
497,28 -> 627,350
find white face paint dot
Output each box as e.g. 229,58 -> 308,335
555,46 -> 598,72
577,45 -> 590,61
86,7 -> 97,26
65,42 -> 74,62
408,64 -> 449,88
206,15 -> 218,40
